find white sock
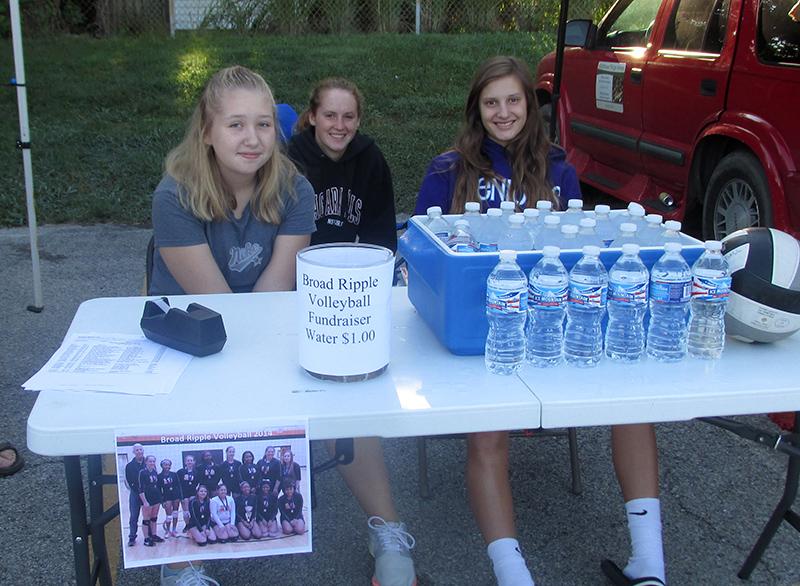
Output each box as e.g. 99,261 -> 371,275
624,498 -> 666,583
487,538 -> 536,586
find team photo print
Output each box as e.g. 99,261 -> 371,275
116,422 -> 311,568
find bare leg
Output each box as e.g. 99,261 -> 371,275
611,423 -> 665,583
611,423 -> 659,499
465,431 -> 515,544
267,518 -> 279,536
467,431 -> 535,586
189,527 -> 206,545
324,437 -> 399,521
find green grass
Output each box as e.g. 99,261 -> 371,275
0,32 -> 556,227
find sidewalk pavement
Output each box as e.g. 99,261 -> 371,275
1,223 -> 798,586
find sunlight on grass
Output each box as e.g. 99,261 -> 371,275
176,49 -> 215,103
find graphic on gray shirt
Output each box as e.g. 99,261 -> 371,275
229,242 -> 264,273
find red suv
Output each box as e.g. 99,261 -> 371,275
535,0 -> 800,240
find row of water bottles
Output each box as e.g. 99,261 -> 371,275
427,200 -> 683,253
485,240 -> 732,375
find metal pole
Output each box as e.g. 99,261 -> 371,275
9,0 -> 44,312
415,0 -> 420,34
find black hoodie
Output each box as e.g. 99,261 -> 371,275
287,127 -> 397,252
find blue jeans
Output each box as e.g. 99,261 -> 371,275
128,489 -> 142,539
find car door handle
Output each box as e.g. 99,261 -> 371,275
700,78 -> 717,97
630,68 -> 643,84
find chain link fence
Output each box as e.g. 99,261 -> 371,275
6,0 -> 612,36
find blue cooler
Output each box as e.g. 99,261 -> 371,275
398,214 -> 704,356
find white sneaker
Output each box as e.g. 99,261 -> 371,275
367,516 -> 417,586
160,562 -> 219,586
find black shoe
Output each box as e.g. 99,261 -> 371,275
601,559 -> 665,586
143,538 -> 155,547
127,537 -> 136,547
150,535 -> 165,543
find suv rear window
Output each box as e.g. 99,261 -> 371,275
758,0 -> 800,64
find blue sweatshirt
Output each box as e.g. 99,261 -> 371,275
414,138 -> 580,215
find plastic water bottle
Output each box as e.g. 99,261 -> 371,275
628,205 -> 647,233
613,205 -> 632,229
485,250 -> 528,375
661,220 -> 683,245
460,201 -> 485,237
688,240 -> 731,359
536,215 -> 562,249
638,214 -> 664,246
479,208 -> 505,252
593,205 -> 618,247
500,201 -> 516,224
562,199 -> 586,226
564,245 -> 608,367
499,214 -> 534,251
526,246 -> 568,367
611,222 -> 641,248
559,224 -> 580,249
523,208 -> 541,241
605,243 -> 649,362
646,241 -> 692,362
536,200 -> 554,222
426,206 -> 450,242
447,219 -> 478,253
575,218 -> 604,249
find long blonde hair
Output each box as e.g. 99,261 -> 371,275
165,66 -> 298,224
450,56 -> 556,214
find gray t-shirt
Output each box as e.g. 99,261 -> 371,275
149,174 -> 316,295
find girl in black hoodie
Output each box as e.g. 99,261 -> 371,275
287,78 -> 397,252
287,79 -> 416,586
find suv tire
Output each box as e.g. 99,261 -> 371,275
702,150 -> 773,240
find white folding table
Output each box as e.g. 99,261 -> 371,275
26,289 -> 800,585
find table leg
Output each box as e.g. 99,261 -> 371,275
738,412 -> 800,580
65,456 -> 92,586
64,455 -> 119,586
88,455 -> 114,586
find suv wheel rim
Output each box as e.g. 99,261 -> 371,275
715,178 -> 760,238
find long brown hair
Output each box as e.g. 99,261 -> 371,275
450,56 -> 556,214
165,66 -> 298,224
296,77 -> 364,132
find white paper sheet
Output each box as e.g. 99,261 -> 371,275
22,333 -> 192,395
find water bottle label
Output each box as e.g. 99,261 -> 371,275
528,284 -> 568,308
434,231 -> 449,242
451,243 -> 478,253
692,276 -> 731,299
568,282 -> 607,308
608,281 -> 648,306
650,279 -> 691,303
487,287 -> 528,314
480,243 -> 499,252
